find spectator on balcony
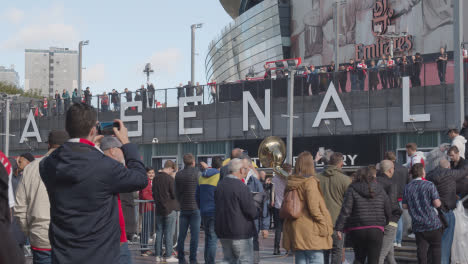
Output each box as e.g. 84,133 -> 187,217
209,79 -> 217,103
55,90 -> 62,115
195,82 -> 203,105
111,89 -> 120,112
393,57 -> 402,88
147,83 -> 155,108
305,65 -> 319,95
177,83 -> 185,100
348,59 -> 357,91
84,87 -> 92,105
378,55 -> 388,89
72,88 -> 80,104
400,56 -> 410,80
52,101 -> 57,116
42,97 -> 48,117
319,67 -> 329,93
369,60 -> 380,91
139,85 -> 147,110
357,59 -> 367,91
328,61 -> 338,89
338,65 -> 348,93
62,89 -> 70,112
185,81 -> 194,106
387,56 -> 396,88
264,64 -> 272,79
134,91 -> 142,103
437,47 -> 448,85
124,88 -> 132,102
100,92 -> 109,112
413,53 -> 423,87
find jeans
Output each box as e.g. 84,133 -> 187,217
32,249 -> 51,264
155,211 -> 177,258
350,228 -> 384,264
350,74 -> 357,91
324,231 -> 344,264
415,228 -> 442,264
395,201 -> 403,244
273,208 -> 283,249
220,238 -> 253,264
202,215 -> 217,264
378,225 -> 397,264
120,242 -> 133,264
295,250 -> 324,264
441,210 -> 455,264
438,64 -> 447,84
177,210 -> 201,262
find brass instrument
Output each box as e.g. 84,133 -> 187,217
258,136 -> 289,177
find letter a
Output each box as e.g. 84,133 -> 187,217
312,82 -> 352,127
20,110 -> 42,143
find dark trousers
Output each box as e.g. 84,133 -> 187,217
438,67 -> 447,84
177,210 -> 201,262
273,208 -> 283,249
32,249 -> 52,264
202,215 -> 217,264
379,71 -> 388,89
415,228 -> 443,264
324,231 -> 345,264
350,228 -> 384,264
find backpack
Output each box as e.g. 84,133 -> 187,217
279,188 -> 304,220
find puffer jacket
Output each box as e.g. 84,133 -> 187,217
376,172 -> 402,223
175,166 -> 201,211
282,175 -> 333,251
14,150 -> 55,249
426,166 -> 468,211
335,181 -> 391,232
316,165 -> 352,225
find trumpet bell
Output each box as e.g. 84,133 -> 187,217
258,136 -> 289,177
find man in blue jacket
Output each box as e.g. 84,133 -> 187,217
40,103 -> 148,264
196,157 -> 222,264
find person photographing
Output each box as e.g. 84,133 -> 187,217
40,103 -> 148,264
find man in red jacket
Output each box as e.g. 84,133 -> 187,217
139,167 -> 155,256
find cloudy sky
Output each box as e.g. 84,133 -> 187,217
0,1 -> 232,95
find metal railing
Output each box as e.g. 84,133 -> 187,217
1,59 -> 462,121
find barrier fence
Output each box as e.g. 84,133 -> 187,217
1,59 -> 464,121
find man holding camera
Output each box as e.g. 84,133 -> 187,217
40,103 -> 148,264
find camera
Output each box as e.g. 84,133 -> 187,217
98,121 -> 120,135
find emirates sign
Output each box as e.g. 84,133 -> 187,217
355,0 -> 414,60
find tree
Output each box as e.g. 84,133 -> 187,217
0,81 -> 42,99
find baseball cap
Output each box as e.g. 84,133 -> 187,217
47,130 -> 69,146
100,136 -> 122,151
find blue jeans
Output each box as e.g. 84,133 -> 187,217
395,201 -> 403,244
220,238 -> 253,264
120,242 -> 132,264
202,215 -> 217,264
295,250 -> 324,264
32,249 -> 51,264
441,210 -> 455,264
155,211 -> 177,258
177,210 -> 201,262
141,211 -> 154,253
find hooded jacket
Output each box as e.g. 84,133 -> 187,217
452,135 -> 467,159
196,168 -> 220,216
335,181 -> 391,232
282,175 -> 333,251
316,165 -> 352,225
39,142 -> 147,264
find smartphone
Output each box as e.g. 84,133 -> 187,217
98,121 -> 120,135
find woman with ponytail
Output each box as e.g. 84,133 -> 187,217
335,167 -> 391,264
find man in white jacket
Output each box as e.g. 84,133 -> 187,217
14,130 -> 69,263
448,129 -> 467,159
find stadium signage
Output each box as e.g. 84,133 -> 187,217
18,78 -> 429,143
354,0 -> 414,60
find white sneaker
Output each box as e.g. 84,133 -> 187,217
408,233 -> 415,239
148,238 -> 154,244
393,242 -> 398,247
155,256 -> 163,262
397,243 -> 402,248
165,256 -> 179,262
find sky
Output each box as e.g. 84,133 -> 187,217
0,1 -> 233,95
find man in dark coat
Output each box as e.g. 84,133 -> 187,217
427,159 -> 468,263
39,103 -> 148,264
139,85 -> 147,109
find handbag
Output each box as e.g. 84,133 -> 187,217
279,188 -> 303,220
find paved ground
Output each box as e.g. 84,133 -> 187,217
25,231 -> 355,263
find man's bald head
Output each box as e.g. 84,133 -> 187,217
231,148 -> 243,159
439,159 -> 450,169
380,160 -> 395,177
